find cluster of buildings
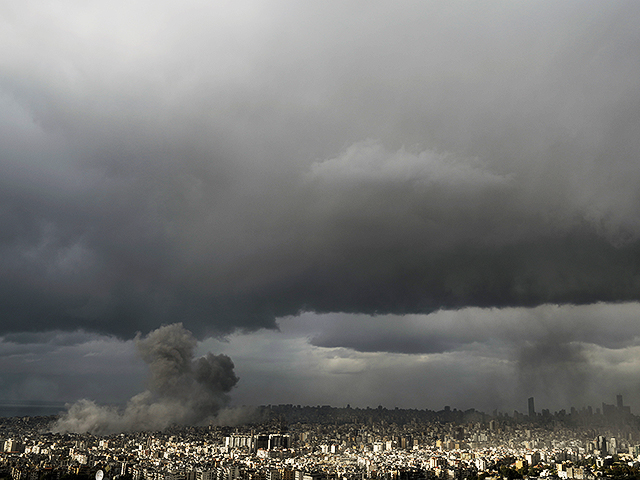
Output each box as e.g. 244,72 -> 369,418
1,399 -> 640,480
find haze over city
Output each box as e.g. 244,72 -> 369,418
2,0 -> 640,426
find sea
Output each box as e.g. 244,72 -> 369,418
0,401 -> 67,418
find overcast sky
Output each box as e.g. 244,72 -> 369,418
2,0 -> 640,418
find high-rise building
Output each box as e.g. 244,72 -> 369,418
528,397 -> 535,417
617,394 -> 624,409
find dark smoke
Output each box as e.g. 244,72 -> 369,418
516,335 -> 590,410
53,323 -> 238,434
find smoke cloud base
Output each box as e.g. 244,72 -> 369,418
53,323 -> 238,434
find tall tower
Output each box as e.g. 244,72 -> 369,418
528,397 -> 535,417
617,394 -> 623,409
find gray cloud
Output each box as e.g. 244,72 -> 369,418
3,309 -> 640,416
208,313 -> 640,414
0,331 -> 145,405
307,304 -> 640,354
53,323 -> 238,434
1,1 -> 640,339
297,306 -> 640,411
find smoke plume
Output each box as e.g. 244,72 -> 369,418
53,323 -> 238,434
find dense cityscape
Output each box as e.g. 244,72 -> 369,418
3,396 -> 640,480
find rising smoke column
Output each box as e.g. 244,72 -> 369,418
53,323 -> 238,434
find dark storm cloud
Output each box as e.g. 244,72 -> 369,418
2,1 -> 640,337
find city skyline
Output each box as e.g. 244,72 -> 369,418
2,1 -> 640,422
0,393 -> 634,425
5,400 -> 640,480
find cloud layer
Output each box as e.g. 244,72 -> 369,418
205,309 -> 640,414
1,1 -> 640,339
3,307 -> 640,416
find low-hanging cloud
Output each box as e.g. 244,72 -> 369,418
52,323 -> 238,434
307,304 -> 640,354
299,305 -> 640,410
